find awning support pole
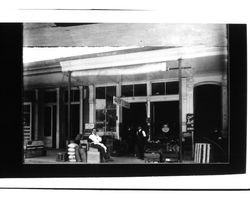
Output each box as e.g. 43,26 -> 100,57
178,58 -> 183,162
67,71 -> 72,140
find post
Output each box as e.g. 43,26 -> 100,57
178,58 -> 183,162
67,71 -> 72,140
79,86 -> 84,134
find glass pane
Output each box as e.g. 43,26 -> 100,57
23,104 -> 30,112
44,107 -> 51,136
64,89 -> 80,102
71,89 -> 80,101
121,85 -> 133,97
24,90 -> 35,102
96,109 -> 105,122
96,109 -> 105,132
106,86 -> 116,109
23,113 -> 30,127
166,81 -> 179,94
134,84 -> 147,96
44,91 -> 56,103
96,87 -> 105,99
106,109 -> 116,132
152,82 -> 165,95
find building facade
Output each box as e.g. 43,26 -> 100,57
23,23 -> 228,162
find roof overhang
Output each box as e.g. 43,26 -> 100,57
60,46 -> 227,76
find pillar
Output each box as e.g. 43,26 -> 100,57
222,74 -> 228,138
34,89 -> 39,140
89,85 -> 96,124
146,81 -> 151,140
79,86 -> 84,134
116,83 -> 122,139
56,88 -> 60,148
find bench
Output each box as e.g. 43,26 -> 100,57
24,140 -> 46,158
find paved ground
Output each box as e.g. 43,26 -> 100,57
24,149 -> 193,164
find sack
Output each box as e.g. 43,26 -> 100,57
68,155 -> 76,160
68,143 -> 78,148
75,146 -> 82,162
68,148 -> 75,152
68,151 -> 75,155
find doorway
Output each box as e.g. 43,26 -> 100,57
194,84 -> 222,141
64,104 -> 80,140
121,102 -> 147,154
122,102 -> 147,130
44,105 -> 57,148
151,101 -> 179,140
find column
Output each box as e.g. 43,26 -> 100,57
222,74 -> 228,138
79,86 -> 84,134
89,85 -> 96,124
116,83 -> 122,139
34,89 -> 39,140
56,88 -> 60,148
146,81 -> 151,140
181,78 -> 187,133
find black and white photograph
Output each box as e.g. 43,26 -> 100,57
0,0 -> 249,193
22,23 -> 229,165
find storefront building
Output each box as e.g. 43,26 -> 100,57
23,24 -> 228,163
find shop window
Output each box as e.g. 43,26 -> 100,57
134,84 -> 147,96
152,81 -> 179,95
24,90 -> 35,102
121,85 -> 133,97
96,87 -> 105,99
152,82 -> 165,95
96,109 -> 105,131
122,84 -> 147,97
106,86 -> 116,109
166,81 -> 179,94
95,86 -> 117,132
44,91 -> 56,103
106,109 -> 116,132
64,89 -> 80,102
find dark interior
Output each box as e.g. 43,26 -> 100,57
151,101 -> 179,140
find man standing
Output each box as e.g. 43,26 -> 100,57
135,126 -> 147,159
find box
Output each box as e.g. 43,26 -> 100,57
87,150 -> 100,163
25,149 -> 46,158
56,152 -> 68,162
144,152 -> 161,163
24,140 -> 46,158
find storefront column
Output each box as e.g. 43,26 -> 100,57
89,85 -> 96,124
116,83 -> 122,139
34,89 -> 39,140
182,78 -> 187,132
56,88 -> 60,148
79,86 -> 84,134
186,77 -> 194,115
146,81 -> 151,140
38,90 -> 44,140
178,58 -> 183,162
222,74 -> 228,138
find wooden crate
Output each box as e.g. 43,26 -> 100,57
87,150 -> 101,163
144,152 -> 161,163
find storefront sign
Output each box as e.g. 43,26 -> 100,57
186,113 -> 194,132
113,96 -> 130,109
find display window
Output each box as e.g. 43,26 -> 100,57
96,86 -> 117,132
